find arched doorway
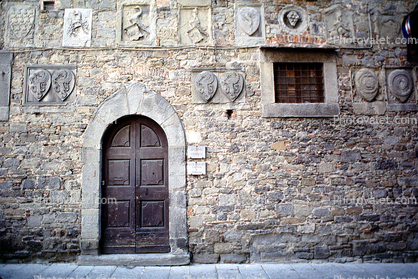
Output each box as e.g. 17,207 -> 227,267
79,82 -> 189,265
101,116 -> 169,254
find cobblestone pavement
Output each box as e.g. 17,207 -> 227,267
0,263 -> 418,279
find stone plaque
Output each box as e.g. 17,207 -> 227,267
235,4 -> 265,46
378,15 -> 402,45
385,68 -> 417,112
24,65 -> 77,105
62,9 -> 92,47
324,6 -> 355,46
195,71 -> 218,103
192,69 -> 246,104
188,146 -> 206,159
117,0 -> 157,46
5,3 -> 39,48
355,69 -> 379,102
220,72 -> 244,102
179,7 -> 211,45
187,162 -> 206,176
278,5 -> 308,35
0,52 -> 13,121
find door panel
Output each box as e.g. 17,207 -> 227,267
101,116 -> 169,254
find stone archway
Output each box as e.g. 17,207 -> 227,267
78,82 -> 189,265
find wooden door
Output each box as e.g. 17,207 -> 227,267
101,116 -> 169,254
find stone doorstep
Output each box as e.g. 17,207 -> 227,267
77,253 -> 190,266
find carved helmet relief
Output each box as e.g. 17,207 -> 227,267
52,69 -> 76,101
238,7 -> 260,36
29,69 -> 51,101
221,72 -> 244,102
355,69 -> 379,102
388,70 -> 414,103
195,71 -> 218,103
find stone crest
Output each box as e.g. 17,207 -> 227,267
235,4 -> 265,46
28,69 -> 51,101
5,3 -> 39,47
62,9 -> 92,47
355,69 -> 379,102
324,6 -> 355,46
195,71 -> 218,102
220,72 -> 244,102
25,66 -> 77,105
52,69 -> 76,101
238,7 -> 260,36
118,1 -> 157,46
179,7 -> 211,45
278,5 -> 308,35
387,70 -> 413,103
378,15 -> 402,44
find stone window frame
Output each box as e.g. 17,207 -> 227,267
79,82 -> 190,266
260,47 -> 340,117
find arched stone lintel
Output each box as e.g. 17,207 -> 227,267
79,82 -> 189,265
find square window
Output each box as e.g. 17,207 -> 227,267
42,1 -> 55,11
260,48 -> 340,118
274,63 -> 324,103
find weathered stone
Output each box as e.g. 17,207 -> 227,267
37,177 -> 61,190
276,203 -> 294,217
22,179 -> 35,189
341,149 -> 361,163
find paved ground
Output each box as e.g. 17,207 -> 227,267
0,263 -> 418,279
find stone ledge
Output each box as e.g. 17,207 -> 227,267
77,253 -> 191,266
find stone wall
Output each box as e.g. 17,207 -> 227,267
0,0 -> 418,263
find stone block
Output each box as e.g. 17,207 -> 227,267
27,215 -> 42,227
38,176 -> 61,190
314,246 -> 331,259
193,253 -> 219,264
56,212 -> 78,223
214,243 -> 234,254
22,179 -> 35,189
0,182 -> 12,190
277,203 -> 294,217
220,253 -> 247,263
352,240 -> 372,256
318,162 -> 335,173
313,208 -> 330,217
341,149 -> 361,163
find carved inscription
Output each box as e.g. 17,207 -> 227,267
355,69 -> 379,102
388,70 -> 413,103
220,72 -> 244,102
195,71 -> 218,103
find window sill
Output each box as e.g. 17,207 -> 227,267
262,103 -> 340,118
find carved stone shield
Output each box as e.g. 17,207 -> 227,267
52,69 -> 76,101
355,69 -> 379,102
238,7 -> 260,36
28,69 -> 51,101
8,7 -> 36,40
195,71 -> 218,103
388,70 -> 413,103
221,72 -> 244,102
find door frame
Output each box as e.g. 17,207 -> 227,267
79,82 -> 189,265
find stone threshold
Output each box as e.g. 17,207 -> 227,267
77,253 -> 190,266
